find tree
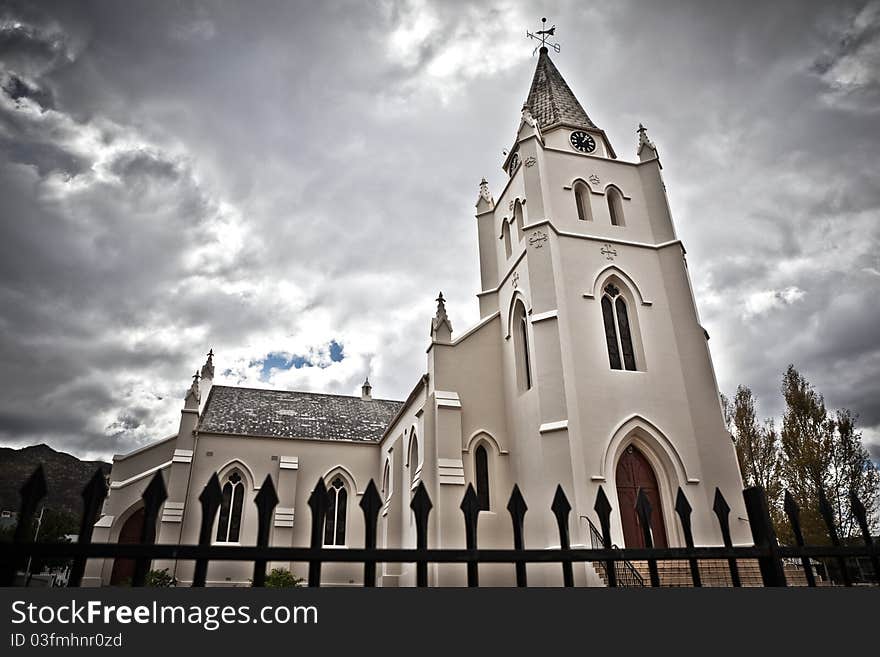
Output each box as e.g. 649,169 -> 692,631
779,365 -> 879,544
723,385 -> 784,530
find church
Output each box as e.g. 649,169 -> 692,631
84,46 -> 749,587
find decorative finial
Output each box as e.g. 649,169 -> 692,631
526,17 -> 560,55
479,178 -> 491,202
431,291 -> 453,341
637,123 -> 658,160
201,348 -> 215,380
361,375 -> 372,401
185,369 -> 201,406
193,370 -> 200,383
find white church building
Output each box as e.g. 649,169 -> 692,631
84,47 -> 749,587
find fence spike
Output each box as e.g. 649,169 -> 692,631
782,489 -> 816,586
192,473 -> 223,587
252,474 -> 278,587
551,485 -> 574,587
849,490 -> 879,584
307,477 -> 329,587
507,485 -> 528,587
593,485 -> 617,587
460,484 -> 481,587
360,480 -> 382,587
132,470 -> 167,587
712,488 -> 740,586
674,488 -> 701,587
635,488 -> 660,586
817,487 -> 851,586
69,468 -> 109,587
742,486 -> 786,586
410,481 -> 433,587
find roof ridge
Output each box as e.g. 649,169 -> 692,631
208,383 -> 403,404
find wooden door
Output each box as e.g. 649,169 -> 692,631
615,445 -> 668,548
109,507 -> 144,585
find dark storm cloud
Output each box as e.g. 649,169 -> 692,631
0,0 -> 877,461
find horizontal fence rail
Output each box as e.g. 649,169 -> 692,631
1,465 -> 878,588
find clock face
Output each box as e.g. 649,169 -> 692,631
570,131 -> 596,153
508,152 -> 519,175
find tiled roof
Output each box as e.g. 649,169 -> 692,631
199,386 -> 404,442
525,48 -> 597,131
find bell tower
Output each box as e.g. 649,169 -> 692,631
474,39 -> 749,550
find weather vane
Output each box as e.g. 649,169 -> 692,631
526,17 -> 560,55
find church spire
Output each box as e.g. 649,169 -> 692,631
524,47 -> 597,133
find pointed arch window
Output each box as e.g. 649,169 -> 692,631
408,436 -> 419,486
502,220 -> 512,259
216,471 -> 245,543
607,187 -> 625,226
382,459 -> 391,503
475,444 -> 490,510
602,283 -> 637,371
574,181 -> 592,221
514,200 -> 525,239
512,300 -> 533,391
324,477 -> 348,546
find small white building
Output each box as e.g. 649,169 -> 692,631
84,48 -> 748,587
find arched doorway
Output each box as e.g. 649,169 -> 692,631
109,507 -> 144,585
615,445 -> 668,548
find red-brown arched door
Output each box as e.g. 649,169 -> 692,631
109,507 -> 144,585
616,445 -> 668,548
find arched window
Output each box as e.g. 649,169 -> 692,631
512,300 -> 532,391
408,435 -> 419,487
602,283 -> 637,371
324,477 -> 348,546
574,182 -> 592,221
475,444 -> 490,510
607,187 -> 625,226
502,220 -> 512,259
382,459 -> 391,502
514,200 -> 525,239
216,470 -> 245,543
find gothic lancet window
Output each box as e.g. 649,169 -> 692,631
607,186 -> 625,226
382,460 -> 391,503
475,444 -> 490,510
574,181 -> 591,221
216,471 -> 245,543
514,200 -> 525,239
324,477 -> 347,546
512,300 -> 533,391
502,220 -> 512,259
602,283 -> 637,371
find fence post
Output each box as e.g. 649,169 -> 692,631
460,484 -> 481,587
742,486 -> 786,587
360,480 -> 382,587
132,471 -> 168,587
0,466 -> 47,586
850,491 -> 880,584
69,468 -> 109,587
411,482 -> 433,587
782,490 -> 816,587
193,473 -> 223,587
551,485 -> 574,587
252,475 -> 278,587
712,488 -> 741,587
307,478 -> 329,587
818,488 -> 851,587
674,488 -> 701,587
507,485 -> 528,587
635,488 -> 660,587
593,486 -> 617,588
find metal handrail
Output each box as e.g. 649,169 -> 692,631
584,516 -> 645,587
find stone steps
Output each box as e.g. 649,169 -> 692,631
592,558 -> 825,587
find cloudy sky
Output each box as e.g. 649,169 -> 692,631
0,0 -> 878,463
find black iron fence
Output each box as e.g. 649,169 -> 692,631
1,465 -> 878,588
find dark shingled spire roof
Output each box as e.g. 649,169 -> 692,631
525,48 -> 597,131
